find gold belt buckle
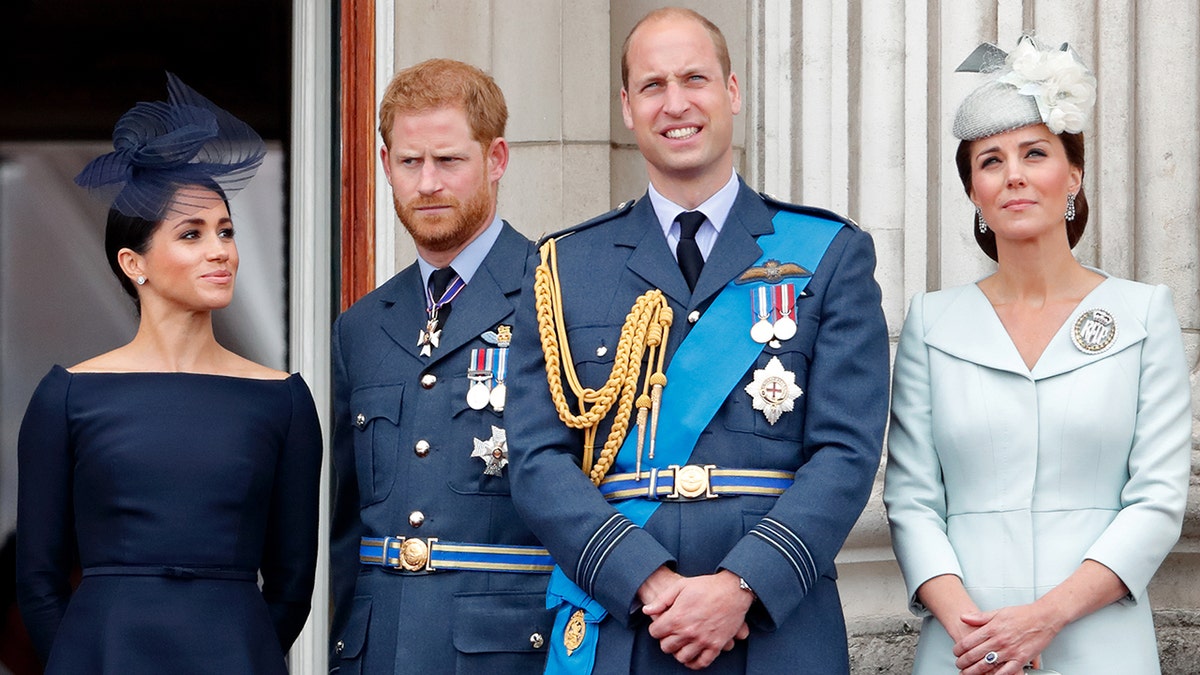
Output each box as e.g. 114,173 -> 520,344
667,464 -> 717,500
384,537 -> 438,572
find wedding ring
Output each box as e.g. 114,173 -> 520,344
983,651 -> 999,665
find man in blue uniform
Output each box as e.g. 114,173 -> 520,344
505,8 -> 889,674
330,59 -> 553,674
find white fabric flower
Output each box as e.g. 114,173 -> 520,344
997,36 -> 1096,134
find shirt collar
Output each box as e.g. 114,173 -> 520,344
647,169 -> 739,238
417,215 -> 503,287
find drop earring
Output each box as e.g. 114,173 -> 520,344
1065,192 -> 1077,221
976,207 -> 988,233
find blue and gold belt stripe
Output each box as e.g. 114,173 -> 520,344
598,465 -> 795,502
359,536 -> 554,574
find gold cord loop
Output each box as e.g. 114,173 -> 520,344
535,238 -> 673,485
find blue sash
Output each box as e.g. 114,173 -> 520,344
544,209 -> 844,674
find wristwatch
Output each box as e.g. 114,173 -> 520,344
738,576 -> 756,598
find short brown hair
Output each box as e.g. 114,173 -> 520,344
955,130 -> 1089,262
620,7 -> 731,90
378,58 -> 508,149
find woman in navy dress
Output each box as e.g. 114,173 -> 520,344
16,74 -> 323,674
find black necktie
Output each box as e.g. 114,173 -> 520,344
675,211 -> 706,291
428,266 -> 458,327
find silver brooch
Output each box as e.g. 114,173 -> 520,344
1071,308 -> 1117,354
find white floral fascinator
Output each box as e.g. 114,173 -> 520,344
952,35 -> 1097,141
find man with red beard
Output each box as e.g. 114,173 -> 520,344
329,59 -> 553,674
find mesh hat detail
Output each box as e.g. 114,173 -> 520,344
75,73 -> 266,221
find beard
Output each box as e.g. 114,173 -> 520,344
394,180 -> 494,254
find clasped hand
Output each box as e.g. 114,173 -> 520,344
952,603 -> 1058,675
639,568 -> 753,670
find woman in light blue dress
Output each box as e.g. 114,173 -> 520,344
884,37 -> 1191,675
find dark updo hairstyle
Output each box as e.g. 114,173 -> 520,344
955,130 -> 1089,262
103,181 -> 230,311
104,207 -> 158,309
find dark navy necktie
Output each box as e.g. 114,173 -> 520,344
675,211 -> 706,291
428,266 -> 458,327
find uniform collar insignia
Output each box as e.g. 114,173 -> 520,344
481,324 -> 513,347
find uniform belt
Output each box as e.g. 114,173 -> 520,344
359,536 -> 554,574
82,565 -> 258,581
598,465 -> 795,502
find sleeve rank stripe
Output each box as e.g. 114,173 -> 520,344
578,514 -> 636,595
750,517 -> 817,593
584,521 -> 636,595
577,514 -> 626,580
757,517 -> 817,583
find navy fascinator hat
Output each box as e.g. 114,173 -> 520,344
74,73 -> 266,221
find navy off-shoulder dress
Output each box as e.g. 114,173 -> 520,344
16,366 -> 323,674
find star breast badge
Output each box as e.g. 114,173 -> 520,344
471,426 -> 509,476
744,356 -> 803,425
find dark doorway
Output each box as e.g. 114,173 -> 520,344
0,0 -> 291,141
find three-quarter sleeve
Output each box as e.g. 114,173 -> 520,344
883,294 -> 964,615
1081,284 -> 1191,601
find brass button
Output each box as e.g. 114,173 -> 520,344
335,639 -> 344,654
409,511 -> 425,527
414,439 -> 430,457
687,310 -> 700,324
420,373 -> 437,389
354,413 -> 366,428
530,632 -> 545,649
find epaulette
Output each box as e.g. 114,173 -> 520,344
536,198 -> 638,247
758,192 -> 860,230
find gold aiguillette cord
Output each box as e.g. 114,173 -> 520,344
535,238 -> 672,485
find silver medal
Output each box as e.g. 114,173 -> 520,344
772,316 -> 797,341
467,381 -> 491,410
489,382 -> 507,412
750,319 -> 774,344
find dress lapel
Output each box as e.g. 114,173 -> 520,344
1030,278 -> 1147,380
924,277 -> 1148,381
924,284 -> 1031,378
377,265 -> 430,361
688,183 -> 772,310
620,197 -> 692,306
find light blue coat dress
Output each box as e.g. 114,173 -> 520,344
884,276 -> 1191,674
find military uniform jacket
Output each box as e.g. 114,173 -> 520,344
330,223 -> 553,674
505,180 -> 890,674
